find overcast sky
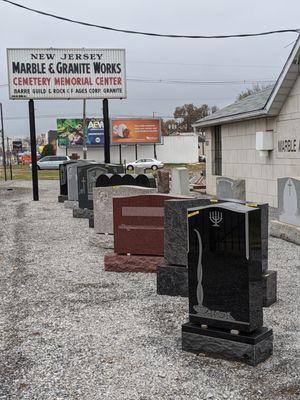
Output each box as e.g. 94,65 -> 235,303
0,0 -> 299,138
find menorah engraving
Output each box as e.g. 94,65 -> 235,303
209,211 -> 223,227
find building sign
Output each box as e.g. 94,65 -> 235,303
7,48 -> 126,99
111,118 -> 161,144
278,138 -> 300,153
57,118 -> 104,147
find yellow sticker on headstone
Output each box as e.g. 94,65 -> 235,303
210,199 -> 218,203
245,202 -> 258,207
188,211 -> 199,218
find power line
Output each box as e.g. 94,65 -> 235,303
1,0 -> 300,39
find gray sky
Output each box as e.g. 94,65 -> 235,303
0,0 -> 299,138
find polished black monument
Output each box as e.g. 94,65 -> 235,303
182,202 -> 273,365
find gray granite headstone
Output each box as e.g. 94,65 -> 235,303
164,198 -> 211,266
171,167 -> 190,195
67,161 -> 91,201
93,185 -> 156,234
278,177 -> 300,227
216,177 -> 246,201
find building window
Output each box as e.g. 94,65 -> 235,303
212,125 -> 222,175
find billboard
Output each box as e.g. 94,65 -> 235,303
7,48 -> 126,100
57,118 -> 104,147
111,118 -> 161,144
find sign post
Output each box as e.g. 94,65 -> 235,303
103,98 -> 110,163
0,103 -> 7,181
28,99 -> 39,201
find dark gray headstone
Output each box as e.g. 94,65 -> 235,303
278,177 -> 300,227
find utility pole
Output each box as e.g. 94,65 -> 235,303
0,103 -> 7,181
82,99 -> 87,159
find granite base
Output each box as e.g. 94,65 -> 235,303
157,264 -> 188,297
104,252 -> 164,273
182,322 -> 273,366
263,270 -> 277,307
58,194 -> 68,203
73,208 -> 94,219
270,219 -> 300,246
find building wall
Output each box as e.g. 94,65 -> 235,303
205,75 -> 300,207
57,134 -> 199,164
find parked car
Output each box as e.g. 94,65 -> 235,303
30,155 -> 70,170
126,158 -> 164,171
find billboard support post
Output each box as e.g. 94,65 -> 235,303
103,99 -> 110,164
82,99 -> 87,160
28,99 -> 39,201
135,144 -> 138,160
154,143 -> 157,159
119,145 -> 122,165
0,103 -> 7,181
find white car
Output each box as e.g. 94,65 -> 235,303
35,155 -> 70,170
126,158 -> 164,171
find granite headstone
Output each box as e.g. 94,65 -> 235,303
156,170 -> 170,193
182,202 -> 273,365
93,186 -> 156,234
278,177 -> 300,227
113,194 -> 188,256
216,177 -> 246,201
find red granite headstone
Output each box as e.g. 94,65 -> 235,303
113,194 -> 189,256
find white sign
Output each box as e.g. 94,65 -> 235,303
7,48 -> 126,100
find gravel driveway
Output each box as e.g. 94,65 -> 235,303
0,180 -> 299,400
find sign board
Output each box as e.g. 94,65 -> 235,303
111,118 -> 161,144
7,48 -> 126,100
57,118 -> 104,147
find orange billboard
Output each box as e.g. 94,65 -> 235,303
111,118 -> 161,144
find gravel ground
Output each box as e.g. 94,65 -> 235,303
0,180 -> 299,400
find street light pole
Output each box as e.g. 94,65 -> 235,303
0,103 -> 7,181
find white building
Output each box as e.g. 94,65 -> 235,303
193,36 -> 300,207
56,133 -> 199,164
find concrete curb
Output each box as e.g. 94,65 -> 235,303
270,220 -> 300,246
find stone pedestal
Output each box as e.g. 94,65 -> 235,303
104,252 -> 164,273
157,265 -> 188,297
73,208 -> 94,219
171,167 -> 190,195
263,270 -> 277,307
182,323 -> 273,366
270,219 -> 300,245
157,170 -> 170,193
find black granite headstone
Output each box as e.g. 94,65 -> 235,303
182,202 -> 273,365
58,160 -> 77,199
122,174 -> 136,186
110,174 -> 123,186
96,174 -> 112,187
135,174 -> 156,188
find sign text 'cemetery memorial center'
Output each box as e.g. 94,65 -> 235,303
193,36 -> 300,208
7,48 -> 126,99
